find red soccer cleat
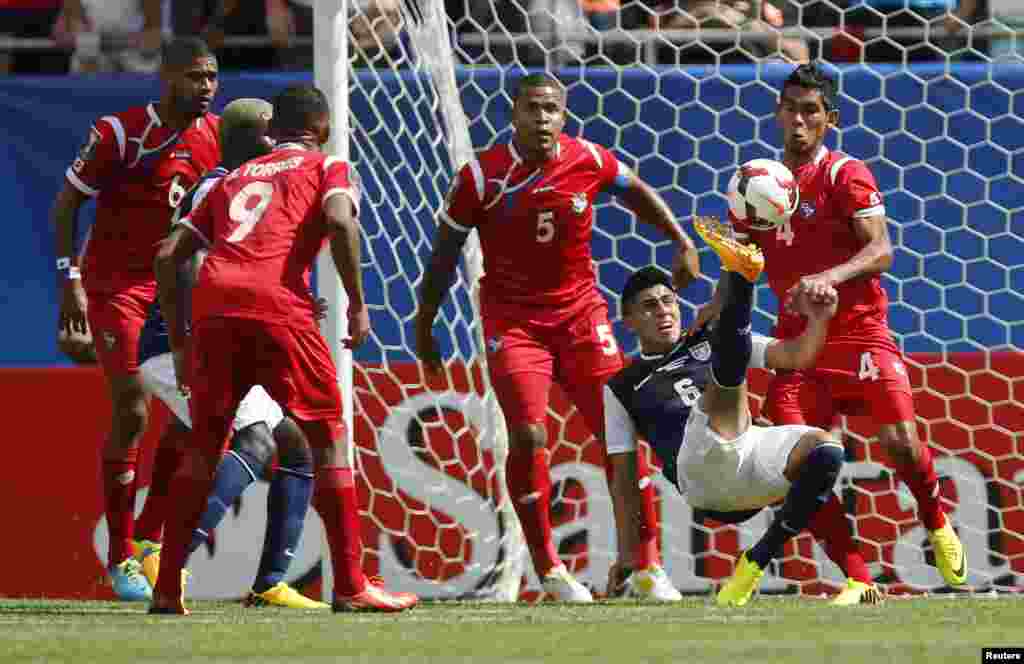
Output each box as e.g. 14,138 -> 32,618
332,579 -> 419,613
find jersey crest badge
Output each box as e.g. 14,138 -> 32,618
689,341 -> 711,362
103,331 -> 118,351
487,336 -> 503,353
571,193 -> 587,215
799,201 -> 816,219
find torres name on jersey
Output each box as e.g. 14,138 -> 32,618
442,134 -> 631,310
732,147 -> 889,342
67,103 -> 221,293
180,145 -> 360,328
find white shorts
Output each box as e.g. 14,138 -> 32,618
139,353 -> 286,433
676,401 -> 818,512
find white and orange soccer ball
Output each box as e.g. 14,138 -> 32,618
727,158 -> 800,231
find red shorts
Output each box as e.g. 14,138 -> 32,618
190,318 -> 342,429
482,295 -> 623,432
86,285 -> 156,376
764,339 -> 915,428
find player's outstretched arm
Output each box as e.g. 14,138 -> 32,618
414,222 -> 469,372
765,285 -> 838,370
786,213 -> 893,308
618,175 -> 700,289
325,193 -> 369,349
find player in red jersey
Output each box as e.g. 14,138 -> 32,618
151,84 -> 417,614
415,73 -> 701,602
723,63 -> 966,587
52,37 -> 221,601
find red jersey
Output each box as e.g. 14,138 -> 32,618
183,144 -> 360,328
443,134 -> 630,312
66,104 -> 220,294
733,147 -> 889,343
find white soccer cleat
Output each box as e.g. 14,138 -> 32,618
625,565 -> 683,602
541,564 -> 594,603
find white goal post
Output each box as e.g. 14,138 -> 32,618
314,0 -> 1024,600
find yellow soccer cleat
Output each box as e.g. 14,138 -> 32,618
245,582 -> 330,609
830,579 -> 884,606
716,551 -> 765,608
693,216 -> 765,283
133,540 -> 189,595
928,520 -> 967,586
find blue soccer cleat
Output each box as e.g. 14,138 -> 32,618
109,557 -> 153,601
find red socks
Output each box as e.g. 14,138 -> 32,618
102,445 -> 140,566
312,467 -> 367,598
506,447 -> 562,577
889,445 -> 946,531
633,448 -> 660,569
807,493 -> 871,584
134,428 -> 187,543
153,446 -> 216,599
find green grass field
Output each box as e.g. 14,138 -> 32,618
2,597 -> 1021,663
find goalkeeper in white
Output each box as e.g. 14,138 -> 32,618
603,218 -> 882,606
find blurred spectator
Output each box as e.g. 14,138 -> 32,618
266,0 -> 313,70
839,0 -> 979,62
54,0 -> 168,73
987,0 -> 1022,60
350,0 -> 402,53
0,1 -> 64,75
649,1 -> 809,64
169,0 -> 276,71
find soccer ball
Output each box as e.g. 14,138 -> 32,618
727,158 -> 800,231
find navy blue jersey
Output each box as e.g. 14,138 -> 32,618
138,166 -> 228,366
604,326 -> 714,491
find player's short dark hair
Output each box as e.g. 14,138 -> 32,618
622,266 -> 674,315
782,63 -> 837,112
514,73 -> 565,103
161,37 -> 215,69
271,85 -> 330,137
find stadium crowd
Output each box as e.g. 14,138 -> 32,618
0,0 -> 1015,75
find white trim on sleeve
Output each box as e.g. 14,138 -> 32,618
603,384 -> 638,455
829,156 -> 853,185
65,168 -> 99,197
100,116 -> 126,160
467,159 -> 485,201
583,140 -> 603,168
852,205 -> 886,219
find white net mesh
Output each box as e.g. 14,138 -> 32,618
341,0 -> 1024,598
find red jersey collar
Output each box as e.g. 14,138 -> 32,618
508,134 -> 562,164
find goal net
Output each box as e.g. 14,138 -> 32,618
326,0 -> 1023,598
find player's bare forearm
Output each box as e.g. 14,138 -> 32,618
154,227 -> 202,350
621,178 -> 699,287
325,195 -> 366,309
769,289 -> 836,370
826,214 -> 894,284
417,223 -> 468,322
609,451 -> 641,569
52,182 -> 87,280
